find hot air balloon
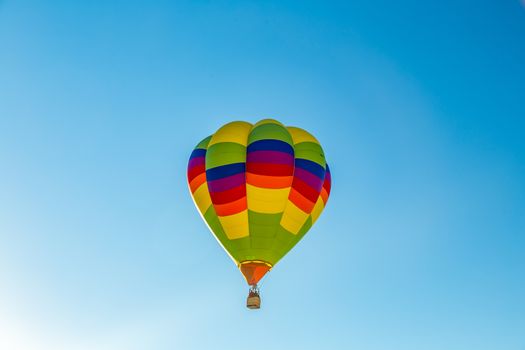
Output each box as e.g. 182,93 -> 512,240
187,119 -> 331,309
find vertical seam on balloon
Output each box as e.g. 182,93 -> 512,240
279,127 -> 300,231
310,162 -> 331,225
269,125 -> 297,256
279,128 -> 327,256
275,126 -> 295,244
250,124 -> 296,259
244,124 -> 250,244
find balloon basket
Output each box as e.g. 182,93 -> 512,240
246,285 -> 261,309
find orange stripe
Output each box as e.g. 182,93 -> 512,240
189,173 -> 207,193
247,173 -> 293,189
289,188 -> 315,213
214,197 -> 247,216
320,188 -> 329,204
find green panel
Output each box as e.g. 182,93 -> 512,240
227,236 -> 252,257
247,212 -> 283,264
248,224 -> 276,238
248,211 -> 282,225
283,217 -> 313,258
196,135 -> 212,149
296,217 -> 313,241
203,206 -> 230,247
269,218 -> 314,265
294,142 -> 326,167
205,142 -> 247,169
204,206 -> 251,264
272,226 -> 296,260
251,236 -> 274,249
274,226 -> 295,246
248,123 -> 294,145
248,211 -> 281,238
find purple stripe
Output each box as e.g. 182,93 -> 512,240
294,167 -> 324,190
188,156 -> 205,169
207,173 -> 245,193
247,150 -> 294,165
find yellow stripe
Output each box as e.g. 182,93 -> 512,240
192,184 -> 212,214
208,121 -> 252,147
287,126 -> 320,145
280,201 -> 309,234
310,197 -> 325,224
246,184 -> 290,214
218,211 -> 249,239
238,260 -> 273,268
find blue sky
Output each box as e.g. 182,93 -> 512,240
1,1 -> 524,349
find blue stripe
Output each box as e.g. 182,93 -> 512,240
247,139 -> 294,155
295,158 -> 325,179
190,148 -> 206,159
206,163 -> 246,181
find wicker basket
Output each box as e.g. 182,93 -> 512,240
247,292 -> 261,309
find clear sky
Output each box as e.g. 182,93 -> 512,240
1,1 -> 524,349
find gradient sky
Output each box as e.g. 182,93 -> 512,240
1,1 -> 524,349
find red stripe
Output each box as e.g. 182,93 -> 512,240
209,184 -> 246,205
292,177 -> 321,203
187,164 -> 205,182
214,197 -> 247,216
246,150 -> 294,164
189,173 -> 207,193
323,171 -> 332,194
289,188 -> 315,213
247,163 -> 294,176
320,188 -> 329,204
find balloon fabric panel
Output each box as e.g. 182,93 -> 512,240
205,122 -> 251,240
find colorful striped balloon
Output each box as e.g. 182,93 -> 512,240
187,119 -> 331,286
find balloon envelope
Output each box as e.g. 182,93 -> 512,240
187,119 -> 331,285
